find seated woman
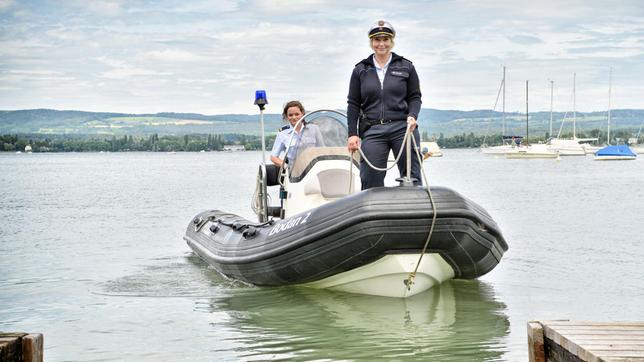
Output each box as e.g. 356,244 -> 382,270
270,100 -> 325,168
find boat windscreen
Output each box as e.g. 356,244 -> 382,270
306,114 -> 348,147
285,113 -> 348,164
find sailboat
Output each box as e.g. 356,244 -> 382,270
481,66 -> 522,155
595,68 -> 637,161
547,74 -> 597,156
504,80 -> 559,159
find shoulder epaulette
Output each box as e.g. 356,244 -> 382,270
278,124 -> 289,131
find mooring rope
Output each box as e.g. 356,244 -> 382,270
349,125 -> 438,292
403,131 -> 438,292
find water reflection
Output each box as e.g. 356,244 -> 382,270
208,280 -> 509,361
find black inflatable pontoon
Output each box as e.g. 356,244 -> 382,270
184,185 -> 507,297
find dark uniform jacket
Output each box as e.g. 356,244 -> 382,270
347,52 -> 422,137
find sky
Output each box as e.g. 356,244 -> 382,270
1,0 -> 644,115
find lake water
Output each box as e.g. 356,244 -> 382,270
1,150 -> 643,361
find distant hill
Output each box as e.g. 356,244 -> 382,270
1,108 -> 643,137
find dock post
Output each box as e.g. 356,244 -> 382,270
527,321 -> 545,362
0,333 -> 43,362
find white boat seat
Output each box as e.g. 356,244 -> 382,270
304,169 -> 354,198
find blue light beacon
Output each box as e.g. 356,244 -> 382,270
254,90 -> 268,111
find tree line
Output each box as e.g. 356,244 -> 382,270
1,133 -> 278,153
2,130 -> 641,152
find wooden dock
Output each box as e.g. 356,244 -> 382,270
0,333 -> 43,362
528,320 -> 644,362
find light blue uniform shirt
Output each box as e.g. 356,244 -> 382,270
271,123 -> 325,164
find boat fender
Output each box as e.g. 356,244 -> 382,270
209,224 -> 220,234
242,227 -> 257,239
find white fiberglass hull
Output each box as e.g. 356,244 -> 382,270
547,139 -> 586,156
505,147 -> 559,159
303,253 -> 455,298
552,148 -> 586,156
481,145 -> 515,155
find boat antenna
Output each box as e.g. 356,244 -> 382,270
254,90 -> 268,165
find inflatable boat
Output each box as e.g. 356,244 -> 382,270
184,110 -> 508,297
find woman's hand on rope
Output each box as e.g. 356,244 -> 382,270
407,116 -> 417,131
347,135 -> 361,152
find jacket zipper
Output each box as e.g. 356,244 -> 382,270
380,67 -> 385,122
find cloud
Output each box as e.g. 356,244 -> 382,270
507,35 -> 543,45
0,0 -> 14,11
140,49 -> 202,62
2,0 -> 644,113
66,0 -> 125,15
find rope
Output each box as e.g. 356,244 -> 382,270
403,131 -> 438,292
349,150 -> 355,194
357,123 -> 413,172
349,124 -> 438,292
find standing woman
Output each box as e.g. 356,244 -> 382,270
346,20 -> 422,190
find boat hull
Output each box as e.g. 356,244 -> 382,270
594,145 -> 637,161
184,186 -> 508,297
594,155 -> 637,161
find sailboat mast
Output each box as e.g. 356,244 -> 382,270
526,80 -> 529,145
573,72 -> 577,139
502,65 -> 506,136
550,80 -> 554,137
608,67 -> 612,145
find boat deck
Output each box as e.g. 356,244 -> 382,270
528,320 -> 644,361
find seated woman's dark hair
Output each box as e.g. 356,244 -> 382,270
282,100 -> 306,120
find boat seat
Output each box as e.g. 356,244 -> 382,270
304,169 -> 355,199
289,147 -> 360,182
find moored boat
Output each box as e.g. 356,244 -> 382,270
593,70 -> 637,161
184,109 -> 508,298
505,144 -> 559,159
420,141 -> 443,157
594,144 -> 637,161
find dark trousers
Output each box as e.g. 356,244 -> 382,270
360,120 -> 422,190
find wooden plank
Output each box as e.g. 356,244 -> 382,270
544,321 -> 644,327
538,321 -> 644,362
528,321 -> 546,362
586,350 -> 644,356
546,327 -> 644,333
